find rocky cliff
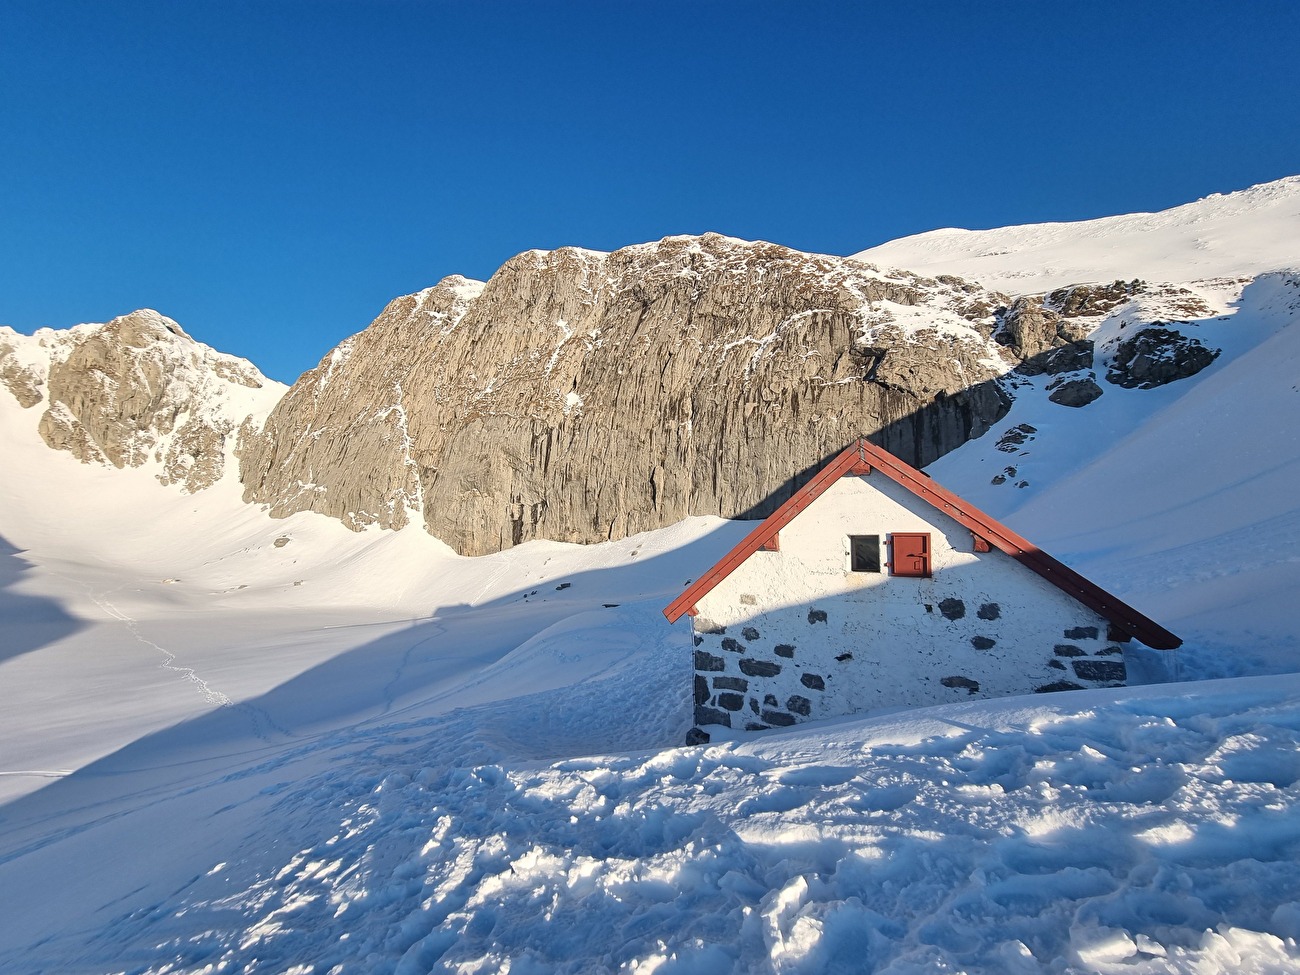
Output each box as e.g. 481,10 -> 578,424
0,310 -> 282,492
3,237 -> 1256,558
238,235 -> 1016,555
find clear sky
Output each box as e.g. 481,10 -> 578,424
3,0 -> 1298,384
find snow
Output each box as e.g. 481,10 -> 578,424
2,181 -> 1299,972
928,272 -> 1300,681
852,176 -> 1300,293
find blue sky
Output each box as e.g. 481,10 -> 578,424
3,1 -> 1298,384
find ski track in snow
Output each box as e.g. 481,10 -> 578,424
87,585 -> 234,708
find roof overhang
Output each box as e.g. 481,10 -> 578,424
663,438 -> 1182,651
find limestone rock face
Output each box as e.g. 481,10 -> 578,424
997,296 -> 1094,376
238,276 -> 485,531
0,311 -> 282,492
239,235 -> 1015,555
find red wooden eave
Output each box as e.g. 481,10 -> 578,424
662,437 -> 1182,651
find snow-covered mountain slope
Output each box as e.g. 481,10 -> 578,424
2,372 -> 1300,972
1,180 -> 1299,972
930,272 -> 1300,679
0,309 -> 284,492
854,175 -> 1300,293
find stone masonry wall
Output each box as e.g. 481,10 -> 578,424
685,476 -> 1126,742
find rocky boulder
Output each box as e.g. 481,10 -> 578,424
1047,377 -> 1105,408
1106,325 -> 1221,389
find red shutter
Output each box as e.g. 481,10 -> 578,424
890,532 -> 931,577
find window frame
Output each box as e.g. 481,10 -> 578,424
845,533 -> 883,573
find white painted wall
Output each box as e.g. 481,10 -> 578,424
691,474 -> 1121,733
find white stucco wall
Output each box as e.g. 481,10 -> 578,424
690,474 -> 1125,734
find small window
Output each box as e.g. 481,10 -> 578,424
848,534 -> 881,572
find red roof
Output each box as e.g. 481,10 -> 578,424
663,438 -> 1182,650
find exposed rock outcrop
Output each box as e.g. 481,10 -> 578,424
0,311 -> 281,492
6,238 -> 1246,554
996,295 -> 1094,376
240,235 -> 1015,555
1106,325 -> 1221,389
1047,377 -> 1104,408
0,333 -> 45,408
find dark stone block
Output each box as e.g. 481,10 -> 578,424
744,722 -> 770,732
764,693 -> 778,706
717,692 -> 745,711
939,598 -> 966,620
808,609 -> 828,625
1107,625 -> 1133,643
685,727 -> 711,746
694,675 -> 709,705
941,675 -> 980,694
1107,327 -> 1219,389
713,676 -> 748,692
786,695 -> 812,716
694,650 -> 726,672
693,635 -> 703,647
721,637 -> 746,653
1097,645 -> 1124,656
1049,659 -> 1066,670
1064,626 -> 1099,640
762,709 -> 797,727
742,626 -> 761,641
694,705 -> 731,727
749,698 -> 760,714
774,644 -> 795,658
1035,680 -> 1084,693
695,618 -> 725,635
977,602 -> 1001,621
1054,644 -> 1086,657
1048,378 -> 1104,408
740,658 -> 782,678
800,673 -> 825,691
971,636 -> 996,650
1042,340 -> 1096,376
836,652 -> 853,662
1072,659 -> 1127,682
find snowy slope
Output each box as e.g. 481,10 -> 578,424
853,176 -> 1300,293
929,272 -> 1300,681
2,179 -> 1299,972
3,323 -> 1299,971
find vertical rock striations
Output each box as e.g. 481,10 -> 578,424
239,235 -> 1014,555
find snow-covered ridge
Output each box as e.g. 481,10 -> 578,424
0,309 -> 286,493
853,175 -> 1300,293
